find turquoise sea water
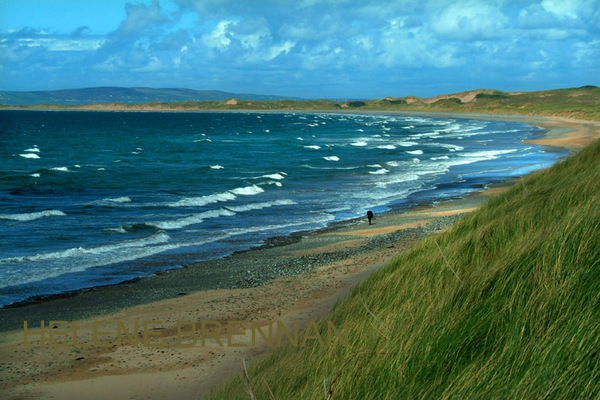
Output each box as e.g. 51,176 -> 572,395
0,110 -> 568,306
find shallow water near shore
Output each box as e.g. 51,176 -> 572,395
0,110 -> 568,306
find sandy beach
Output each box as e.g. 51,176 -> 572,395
1,114 -> 598,400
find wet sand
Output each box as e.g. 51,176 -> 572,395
0,114 -> 598,400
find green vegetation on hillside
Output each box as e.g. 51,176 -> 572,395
3,86 -> 599,120
207,138 -> 600,398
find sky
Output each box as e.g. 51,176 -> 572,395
0,0 -> 598,99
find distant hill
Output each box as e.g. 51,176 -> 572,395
2,86 -> 598,120
0,87 -> 303,106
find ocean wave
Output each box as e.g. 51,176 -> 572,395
374,174 -> 420,188
51,167 -> 70,172
169,192 -> 237,207
369,168 -> 389,175
225,199 -> 296,213
407,150 -> 424,155
350,141 -> 368,146
377,145 -> 397,150
230,184 -> 264,196
104,226 -> 128,234
304,145 -> 321,150
210,165 -> 224,170
459,149 -> 518,159
24,147 -> 40,153
433,143 -> 464,152
0,232 -> 171,264
103,196 -> 132,204
149,209 -> 235,230
30,173 -> 41,178
260,173 -> 286,180
19,153 -> 40,159
0,210 -> 66,221
323,156 -> 340,161
396,141 -> 419,147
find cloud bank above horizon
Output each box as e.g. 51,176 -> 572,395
1,0 -> 598,98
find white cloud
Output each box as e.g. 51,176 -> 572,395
431,2 -> 508,41
203,20 -> 233,49
541,0 -> 580,19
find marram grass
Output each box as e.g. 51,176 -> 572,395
207,138 -> 600,399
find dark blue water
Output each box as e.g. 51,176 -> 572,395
0,110 -> 568,306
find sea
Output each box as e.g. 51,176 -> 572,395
0,110 -> 569,307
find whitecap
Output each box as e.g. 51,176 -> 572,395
30,173 -> 41,178
396,141 -> 418,147
230,184 -> 265,196
105,226 -> 128,234
24,148 -> 40,153
105,197 -> 132,204
19,153 -> 40,159
377,145 -> 397,150
369,168 -> 389,175
0,210 -> 66,221
304,145 -> 321,150
406,150 -> 424,155
169,192 -> 237,207
297,137 -> 304,141
261,173 -> 286,180
323,156 -> 340,161
150,209 -> 235,230
226,199 -> 296,213
51,167 -> 70,172
0,232 -> 170,264
350,141 -> 368,147
210,165 -> 224,170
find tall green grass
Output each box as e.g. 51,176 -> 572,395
207,139 -> 600,399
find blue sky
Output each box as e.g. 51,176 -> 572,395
0,0 -> 598,98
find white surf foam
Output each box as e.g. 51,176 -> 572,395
169,192 -> 237,207
24,147 -> 40,153
323,156 -> 340,161
0,232 -> 171,264
350,141 -> 368,147
210,165 -> 224,170
261,173 -> 286,180
226,199 -> 296,213
377,145 -> 397,150
230,185 -> 265,196
0,210 -> 66,221
407,150 -> 424,155
396,141 -> 419,147
304,145 -> 321,150
19,153 -> 40,159
369,168 -> 389,175
150,209 -> 235,230
51,167 -> 70,172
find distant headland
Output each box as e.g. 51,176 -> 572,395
1,85 -> 598,120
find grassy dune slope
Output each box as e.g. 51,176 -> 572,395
4,86 -> 599,120
207,138 -> 600,399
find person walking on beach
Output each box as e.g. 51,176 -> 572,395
367,209 -> 374,225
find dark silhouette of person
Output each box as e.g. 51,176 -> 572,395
367,209 -> 374,225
